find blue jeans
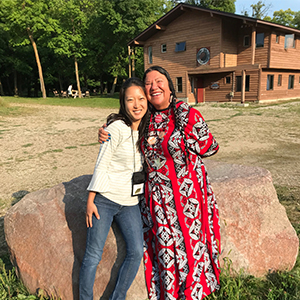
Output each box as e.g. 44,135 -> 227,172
79,193 -> 144,300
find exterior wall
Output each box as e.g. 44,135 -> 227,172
269,33 -> 300,70
143,10 -> 222,100
260,69 -> 300,100
203,73 -> 233,102
141,9 -> 300,103
237,26 -> 253,65
237,26 -> 269,68
222,19 -> 238,67
233,70 -> 260,102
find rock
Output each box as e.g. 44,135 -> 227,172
205,160 -> 299,277
4,175 -> 147,300
4,162 -> 299,299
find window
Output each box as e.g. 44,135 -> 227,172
176,77 -> 183,93
175,42 -> 186,52
190,77 -> 194,94
245,75 -> 250,92
288,75 -> 294,89
244,35 -> 250,47
285,34 -> 295,49
256,33 -> 264,48
148,46 -> 152,64
276,34 -> 280,44
161,44 -> 167,53
267,75 -> 274,90
226,76 -> 231,84
236,75 -> 250,92
278,75 -> 282,86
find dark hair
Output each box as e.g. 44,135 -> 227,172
143,66 -> 189,164
143,65 -> 177,99
107,77 -> 150,150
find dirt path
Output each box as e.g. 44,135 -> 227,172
0,101 -> 299,253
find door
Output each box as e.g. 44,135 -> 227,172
197,77 -> 204,103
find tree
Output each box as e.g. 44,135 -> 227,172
250,1 -> 271,19
84,0 -> 169,94
1,0 -> 58,98
271,9 -> 295,27
183,0 -> 236,13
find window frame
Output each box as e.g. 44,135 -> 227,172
267,74 -> 274,91
277,75 -> 282,86
236,75 -> 250,92
148,46 -> 153,64
243,35 -> 250,47
175,42 -> 186,52
256,33 -> 265,48
161,44 -> 167,53
176,77 -> 183,93
285,34 -> 295,49
288,75 -> 294,89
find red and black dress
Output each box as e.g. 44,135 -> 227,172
140,101 -> 221,300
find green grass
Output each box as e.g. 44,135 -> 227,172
1,95 -> 120,109
206,259 -> 300,299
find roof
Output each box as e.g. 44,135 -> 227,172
128,3 -> 300,47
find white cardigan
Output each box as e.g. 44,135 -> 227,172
87,120 -> 143,206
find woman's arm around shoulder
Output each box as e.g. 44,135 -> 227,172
185,105 -> 219,158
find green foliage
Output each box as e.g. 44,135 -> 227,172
271,9 -> 296,27
205,256 -> 300,299
184,0 -> 236,13
250,0 -> 271,19
0,256 -> 31,299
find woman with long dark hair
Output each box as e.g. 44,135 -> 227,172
79,77 -> 149,300
99,67 -> 221,300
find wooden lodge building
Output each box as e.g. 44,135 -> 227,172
128,3 -> 300,104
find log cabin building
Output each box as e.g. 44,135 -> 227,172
128,3 -> 300,103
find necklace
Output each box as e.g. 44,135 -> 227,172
146,107 -> 171,170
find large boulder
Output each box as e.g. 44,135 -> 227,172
4,161 -> 299,299
4,175 -> 147,300
205,160 -> 299,277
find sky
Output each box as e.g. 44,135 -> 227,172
235,0 -> 300,16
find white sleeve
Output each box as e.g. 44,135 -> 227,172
87,121 -> 123,192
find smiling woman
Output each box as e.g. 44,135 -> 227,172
79,77 -> 149,300
125,86 -> 148,130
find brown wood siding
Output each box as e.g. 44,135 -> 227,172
143,10 -> 222,99
237,26 -> 269,67
255,31 -> 269,67
260,70 -> 300,100
233,70 -> 259,102
203,73 -> 232,102
237,26 -> 253,65
222,20 -> 238,67
269,33 -> 300,70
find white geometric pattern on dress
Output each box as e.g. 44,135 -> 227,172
158,248 -> 175,269
183,197 -> 200,219
157,225 -> 173,247
193,241 -> 206,260
179,178 -> 194,197
191,282 -> 203,300
189,219 -> 202,240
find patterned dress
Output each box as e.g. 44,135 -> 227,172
140,101 -> 221,300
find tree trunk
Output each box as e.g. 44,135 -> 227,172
27,28 -> 46,98
58,74 -> 63,92
74,57 -> 82,98
0,79 -> 5,96
14,70 -> 18,96
110,76 -> 118,96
